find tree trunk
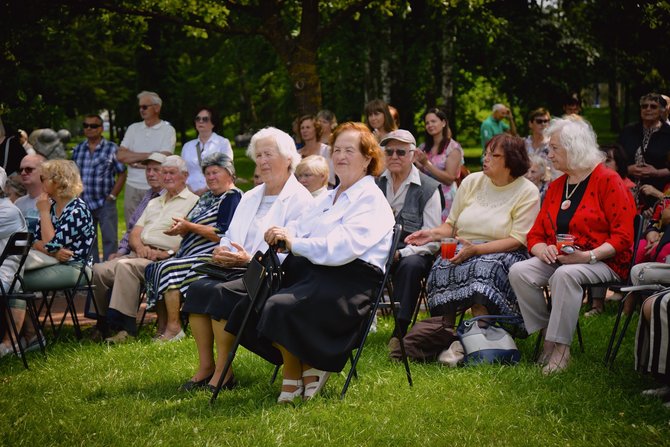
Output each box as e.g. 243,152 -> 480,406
608,78 -> 620,133
286,46 -> 322,115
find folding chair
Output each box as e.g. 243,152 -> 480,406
340,223 -> 412,399
32,236 -> 98,340
0,232 -> 45,368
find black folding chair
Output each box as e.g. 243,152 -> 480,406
32,236 -> 98,340
0,232 -> 45,368
340,223 -> 412,399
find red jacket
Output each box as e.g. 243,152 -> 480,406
527,164 -> 635,280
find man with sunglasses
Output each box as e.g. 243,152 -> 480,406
619,92 -> 670,210
14,153 -> 46,234
72,114 -> 127,261
117,91 -> 176,227
376,129 -> 442,352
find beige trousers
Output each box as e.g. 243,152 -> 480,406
92,254 -> 151,318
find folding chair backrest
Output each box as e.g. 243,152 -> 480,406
0,232 -> 33,294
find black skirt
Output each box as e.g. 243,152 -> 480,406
181,269 -> 246,320
256,255 -> 382,372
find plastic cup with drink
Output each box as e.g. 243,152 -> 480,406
441,237 -> 458,260
556,234 -> 576,254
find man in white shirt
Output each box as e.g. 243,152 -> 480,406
14,154 -> 46,234
91,155 -> 198,343
181,107 -> 233,195
377,129 -> 442,350
117,91 -> 176,227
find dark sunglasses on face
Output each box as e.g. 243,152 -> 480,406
20,167 -> 35,174
194,116 -> 210,123
82,123 -> 101,129
640,103 -> 659,110
534,118 -> 550,124
384,148 -> 410,157
139,105 -> 153,110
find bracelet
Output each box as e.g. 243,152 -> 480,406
108,193 -> 117,200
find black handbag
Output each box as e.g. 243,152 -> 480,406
243,246 -> 284,313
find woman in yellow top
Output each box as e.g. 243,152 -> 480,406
406,134 -> 540,331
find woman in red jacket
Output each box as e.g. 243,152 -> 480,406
509,117 -> 635,374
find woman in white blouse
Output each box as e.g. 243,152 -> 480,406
406,134 -> 540,333
182,107 -> 234,195
214,122 -> 394,404
179,127 -> 313,393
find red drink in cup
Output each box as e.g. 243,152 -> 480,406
441,238 -> 457,260
556,234 -> 575,252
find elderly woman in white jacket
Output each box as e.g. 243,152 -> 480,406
180,127 -> 313,392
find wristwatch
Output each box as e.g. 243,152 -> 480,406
588,250 -> 597,264
167,249 -> 175,257
107,193 -> 117,201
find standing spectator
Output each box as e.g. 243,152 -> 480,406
182,107 -> 233,196
619,93 -> 670,210
72,114 -> 127,262
364,99 -> 397,142
316,109 -> 337,145
413,108 -> 464,221
562,96 -> 582,116
0,117 -> 27,178
377,129 -> 441,349
14,154 -> 46,234
117,91 -> 176,227
480,103 -> 517,152
525,108 -> 559,179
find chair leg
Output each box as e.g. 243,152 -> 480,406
575,322 -> 584,353
3,301 -> 29,369
533,331 -> 544,362
604,295 -> 627,364
608,311 -> 636,369
269,364 -> 280,385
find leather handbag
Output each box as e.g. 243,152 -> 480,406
457,315 -> 522,365
243,246 -> 284,313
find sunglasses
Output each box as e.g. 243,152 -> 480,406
82,123 -> 102,129
384,148 -> 411,157
20,167 -> 35,174
139,104 -> 154,110
640,103 -> 659,110
534,118 -> 550,124
194,116 -> 210,123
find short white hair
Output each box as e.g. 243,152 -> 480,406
493,103 -> 507,112
246,127 -> 301,173
544,117 -> 604,171
162,155 -> 188,173
137,91 -> 162,107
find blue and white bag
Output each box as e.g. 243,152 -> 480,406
457,315 -> 522,365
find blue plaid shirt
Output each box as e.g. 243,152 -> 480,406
72,138 -> 126,210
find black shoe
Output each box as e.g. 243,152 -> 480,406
179,374 -> 214,392
206,375 -> 237,393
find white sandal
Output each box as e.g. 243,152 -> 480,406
277,378 -> 303,404
302,368 -> 331,401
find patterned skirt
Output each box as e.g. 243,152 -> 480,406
144,253 -> 213,310
426,249 -> 529,317
635,291 -> 670,382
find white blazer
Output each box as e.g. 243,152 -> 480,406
220,174 -> 313,254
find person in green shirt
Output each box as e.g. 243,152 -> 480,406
480,103 -> 517,152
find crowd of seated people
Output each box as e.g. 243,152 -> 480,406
2,92 -> 670,407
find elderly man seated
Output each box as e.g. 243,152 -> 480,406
376,129 -> 442,352
92,155 -> 198,343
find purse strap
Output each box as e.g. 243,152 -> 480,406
461,314 -> 524,328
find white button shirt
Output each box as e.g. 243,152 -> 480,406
289,175 -> 395,272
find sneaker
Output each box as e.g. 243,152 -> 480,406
105,330 -> 132,344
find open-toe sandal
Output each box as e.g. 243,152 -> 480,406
302,368 -> 331,401
277,379 -> 303,404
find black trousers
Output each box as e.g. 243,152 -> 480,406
391,254 -> 434,334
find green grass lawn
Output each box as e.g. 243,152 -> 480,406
1,308 -> 669,446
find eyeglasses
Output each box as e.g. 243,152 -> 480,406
534,118 -> 550,124
139,104 -> 154,110
384,148 -> 411,157
82,123 -> 102,129
20,167 -> 35,174
640,103 -> 659,110
194,116 -> 210,123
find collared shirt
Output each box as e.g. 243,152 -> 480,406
117,189 -> 161,255
182,133 -> 234,192
120,120 -> 176,189
135,187 -> 199,251
380,166 -> 441,258
289,175 -> 395,271
72,137 -> 126,210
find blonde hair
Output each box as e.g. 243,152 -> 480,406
296,155 -> 329,188
41,159 -> 83,198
